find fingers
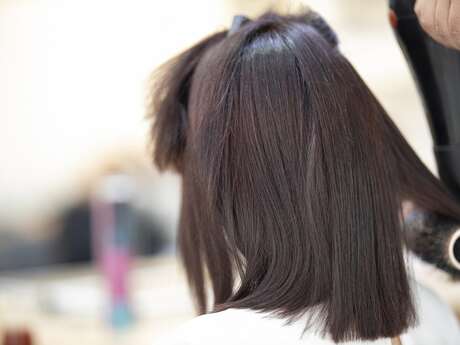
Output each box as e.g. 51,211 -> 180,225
415,0 -> 460,50
448,0 -> 460,49
415,0 -> 437,39
434,0 -> 451,43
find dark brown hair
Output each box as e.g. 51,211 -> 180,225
148,11 -> 460,342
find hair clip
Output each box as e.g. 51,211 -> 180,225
228,15 -> 250,36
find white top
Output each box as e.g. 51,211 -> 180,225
157,282 -> 460,345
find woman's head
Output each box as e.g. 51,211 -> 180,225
149,10 -> 460,342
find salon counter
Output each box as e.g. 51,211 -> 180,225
0,256 -> 194,345
0,255 -> 459,345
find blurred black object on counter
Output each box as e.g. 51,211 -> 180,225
0,199 -> 169,272
0,153 -> 173,272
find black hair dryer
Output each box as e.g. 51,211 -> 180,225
389,0 -> 460,198
390,0 -> 460,273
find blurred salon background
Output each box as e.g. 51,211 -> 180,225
0,0 -> 458,344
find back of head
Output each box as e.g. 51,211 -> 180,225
148,10 -> 460,342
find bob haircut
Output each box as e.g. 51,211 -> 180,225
149,11 -> 460,342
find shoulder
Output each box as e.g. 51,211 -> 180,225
155,309 -> 290,345
154,308 -> 392,345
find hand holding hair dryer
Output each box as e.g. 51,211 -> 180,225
390,0 -> 460,276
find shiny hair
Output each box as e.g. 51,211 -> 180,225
148,11 -> 460,342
